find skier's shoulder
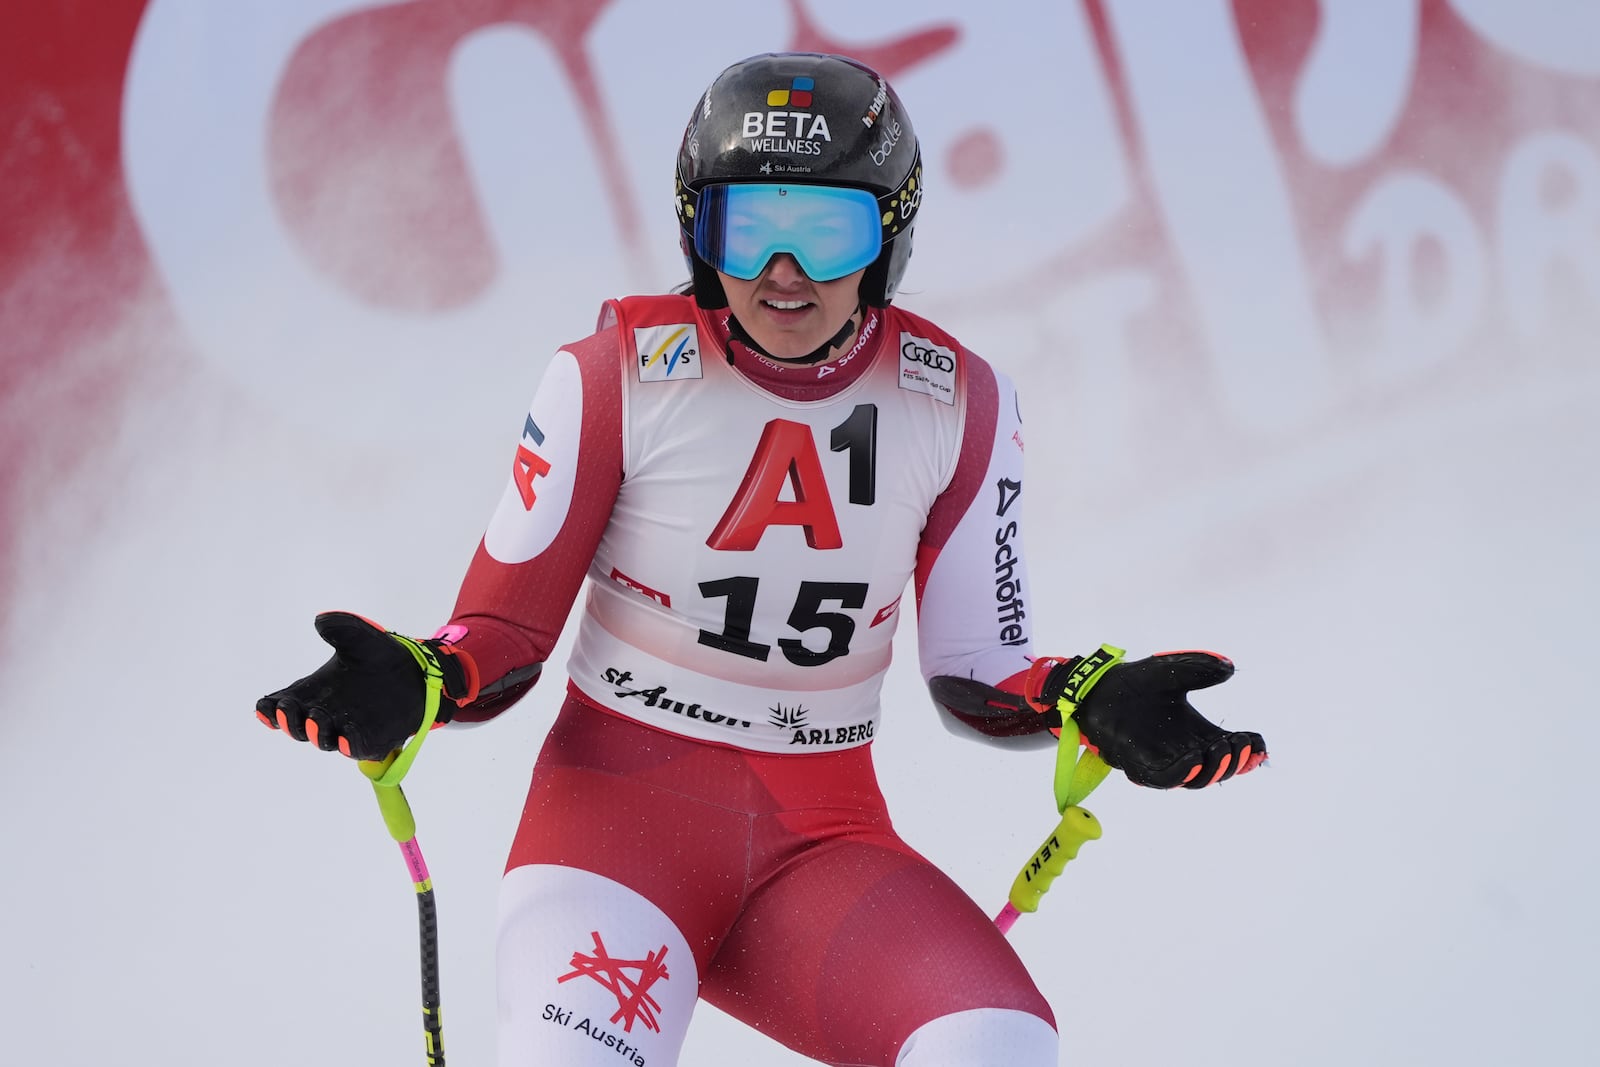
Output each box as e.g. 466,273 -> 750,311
583,293 -> 710,373
551,293 -> 701,373
598,293 -> 701,335
884,303 -> 992,376
881,303 -> 1004,417
884,304 -> 964,355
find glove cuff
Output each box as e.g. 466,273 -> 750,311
1040,644 -> 1125,713
1022,656 -> 1075,714
425,640 -> 480,712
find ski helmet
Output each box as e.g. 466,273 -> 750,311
675,52 -> 923,309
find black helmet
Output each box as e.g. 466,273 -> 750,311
675,52 -> 922,309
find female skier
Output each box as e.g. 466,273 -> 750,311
258,51 -> 1266,1067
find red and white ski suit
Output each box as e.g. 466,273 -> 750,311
444,294 -> 1057,1066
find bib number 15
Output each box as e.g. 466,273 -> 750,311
698,577 -> 868,666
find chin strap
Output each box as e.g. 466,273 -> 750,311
724,305 -> 861,366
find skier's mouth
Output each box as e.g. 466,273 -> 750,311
761,298 -> 813,318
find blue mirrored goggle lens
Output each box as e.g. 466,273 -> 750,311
694,184 -> 883,282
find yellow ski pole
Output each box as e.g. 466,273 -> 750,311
994,645 -> 1123,933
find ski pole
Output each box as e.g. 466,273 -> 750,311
357,634 -> 451,1065
994,806 -> 1102,933
994,645 -> 1123,933
361,751 -> 447,1067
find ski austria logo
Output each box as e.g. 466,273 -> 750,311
635,324 -> 701,382
557,930 -> 671,1035
898,332 -> 956,405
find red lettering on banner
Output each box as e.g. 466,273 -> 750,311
1075,0 -> 1600,417
266,2 -> 960,305
14,0 -> 1600,648
708,421 -> 843,551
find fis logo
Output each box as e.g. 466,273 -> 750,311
635,324 -> 701,382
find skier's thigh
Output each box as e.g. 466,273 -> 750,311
498,863 -> 698,1067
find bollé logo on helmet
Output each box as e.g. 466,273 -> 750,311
870,120 -> 903,167
743,77 -> 833,156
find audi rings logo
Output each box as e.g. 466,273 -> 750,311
897,332 -> 957,405
901,339 -> 954,373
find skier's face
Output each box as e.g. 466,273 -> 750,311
718,254 -> 865,361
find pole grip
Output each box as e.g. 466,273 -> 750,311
1005,805 -> 1102,915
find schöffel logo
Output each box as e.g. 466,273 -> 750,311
767,77 -> 814,108
897,333 -> 956,405
993,483 -> 1027,646
635,324 -> 701,382
996,477 -> 1021,517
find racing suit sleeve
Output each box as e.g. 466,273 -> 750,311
913,353 -> 1053,749
442,331 -> 623,723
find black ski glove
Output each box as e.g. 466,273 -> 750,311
1044,650 -> 1266,789
256,612 -> 478,761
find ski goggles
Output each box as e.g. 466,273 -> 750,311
692,183 -> 884,282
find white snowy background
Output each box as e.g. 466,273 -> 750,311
4,2 -> 1598,1065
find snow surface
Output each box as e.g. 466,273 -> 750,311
6,281 -> 1595,1067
